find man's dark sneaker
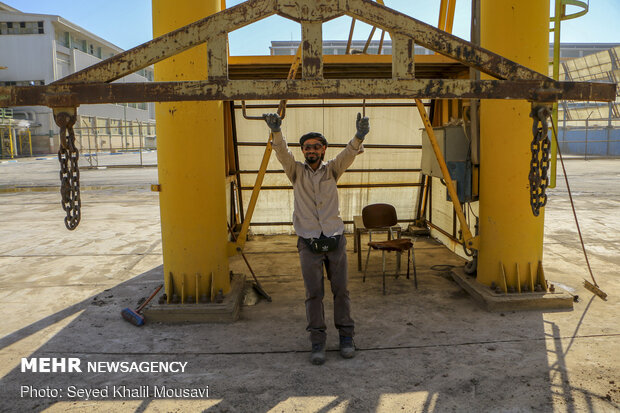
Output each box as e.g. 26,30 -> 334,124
310,343 -> 326,365
339,336 -> 355,359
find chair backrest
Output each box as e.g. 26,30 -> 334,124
362,203 -> 398,229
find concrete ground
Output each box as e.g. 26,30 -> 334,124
0,153 -> 618,412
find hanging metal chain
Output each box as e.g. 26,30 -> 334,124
54,111 -> 81,230
528,105 -> 551,217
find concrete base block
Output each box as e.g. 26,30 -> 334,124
144,273 -> 246,323
451,268 -> 574,312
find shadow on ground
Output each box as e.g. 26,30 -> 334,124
0,236 -> 616,412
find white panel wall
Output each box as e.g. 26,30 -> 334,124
0,14 -> 54,83
235,99 -> 423,235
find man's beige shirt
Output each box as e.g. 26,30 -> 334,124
271,131 -> 364,239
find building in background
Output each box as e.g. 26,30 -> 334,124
271,40 -> 619,60
0,2 -> 155,157
552,45 -> 620,157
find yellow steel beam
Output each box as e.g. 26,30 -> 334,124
415,98 -> 478,250
438,0 -> 457,33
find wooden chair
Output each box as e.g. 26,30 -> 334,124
362,203 -> 418,294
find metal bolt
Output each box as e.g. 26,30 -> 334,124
171,294 -> 180,304
199,294 -> 209,304
187,295 -> 195,303
490,282 -> 497,290
549,284 -> 555,293
535,284 -> 544,292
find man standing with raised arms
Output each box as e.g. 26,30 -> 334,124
263,112 -> 370,365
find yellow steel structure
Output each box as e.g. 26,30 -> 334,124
438,0 -> 456,33
153,0 -> 230,301
478,0 -> 550,288
549,0 -> 589,188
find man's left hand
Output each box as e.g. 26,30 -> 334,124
355,113 -> 370,140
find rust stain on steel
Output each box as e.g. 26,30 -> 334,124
345,0 -> 547,81
3,79 -> 614,107
54,0 -> 276,84
276,0 -> 342,22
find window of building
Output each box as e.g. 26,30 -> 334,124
0,80 -> 44,86
0,21 -> 44,35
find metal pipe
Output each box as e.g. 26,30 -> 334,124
241,100 -> 286,120
362,27 -> 377,54
427,221 -> 460,243
248,218 -> 416,227
236,168 -> 422,174
346,18 -> 356,54
378,30 -> 386,54
236,142 -> 422,149
240,183 -> 421,191
27,128 -> 32,156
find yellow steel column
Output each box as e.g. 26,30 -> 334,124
478,0 -> 550,288
153,0 -> 229,300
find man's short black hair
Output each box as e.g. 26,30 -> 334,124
299,132 -> 327,147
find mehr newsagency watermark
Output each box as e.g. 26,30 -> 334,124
19,357 -> 209,400
21,385 -> 209,400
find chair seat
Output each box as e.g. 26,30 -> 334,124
368,238 -> 413,252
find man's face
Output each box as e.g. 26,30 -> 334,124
302,138 -> 326,164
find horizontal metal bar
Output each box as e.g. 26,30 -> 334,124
233,102 -> 430,109
427,220 -> 459,243
560,140 -> 620,144
2,79 -> 614,107
236,168 -> 422,174
240,183 -> 421,190
249,218 -> 416,226
236,142 -> 422,149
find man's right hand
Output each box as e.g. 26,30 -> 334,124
263,113 -> 282,133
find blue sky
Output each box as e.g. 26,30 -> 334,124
4,0 -> 619,54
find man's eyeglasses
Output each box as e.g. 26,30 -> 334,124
302,143 -> 324,151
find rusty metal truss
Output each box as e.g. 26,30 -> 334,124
0,0 -> 615,107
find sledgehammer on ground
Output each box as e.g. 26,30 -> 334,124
121,284 -> 163,326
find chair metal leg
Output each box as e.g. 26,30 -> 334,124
363,246 -> 372,283
406,249 -> 410,279
412,247 -> 418,289
382,250 -> 386,295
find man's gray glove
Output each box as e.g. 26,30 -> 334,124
263,113 -> 282,133
355,112 -> 370,140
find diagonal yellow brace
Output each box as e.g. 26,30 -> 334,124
414,98 -> 479,250
229,45 -> 303,255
